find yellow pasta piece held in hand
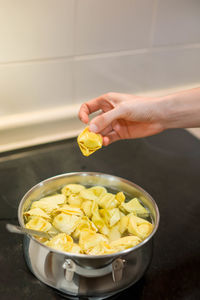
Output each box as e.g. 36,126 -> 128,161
77,127 -> 103,156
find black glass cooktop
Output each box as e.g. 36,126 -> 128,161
0,129 -> 200,300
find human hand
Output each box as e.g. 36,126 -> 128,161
78,92 -> 164,146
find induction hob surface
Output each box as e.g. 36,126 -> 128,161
0,129 -> 200,300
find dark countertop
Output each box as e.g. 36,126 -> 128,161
0,129 -> 200,300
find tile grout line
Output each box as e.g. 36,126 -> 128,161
73,43 -> 200,60
149,0 -> 159,47
71,0 -> 78,106
0,43 -> 200,67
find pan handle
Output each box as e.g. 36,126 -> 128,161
62,258 -> 125,283
6,223 -> 51,239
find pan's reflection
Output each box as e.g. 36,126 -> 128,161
55,276 -> 145,300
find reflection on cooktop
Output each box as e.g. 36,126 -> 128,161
55,277 -> 144,300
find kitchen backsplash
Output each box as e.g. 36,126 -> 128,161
0,0 -> 200,152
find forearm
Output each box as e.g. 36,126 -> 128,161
159,87 -> 200,129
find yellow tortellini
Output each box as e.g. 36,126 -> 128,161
108,226 -> 121,242
109,236 -> 142,253
45,233 -> 74,252
98,193 -> 118,209
67,194 -> 83,208
99,208 -> 120,227
92,207 -> 110,236
115,192 -> 126,205
81,200 -> 93,218
79,229 -> 109,255
24,208 -> 50,220
108,208 -> 121,227
55,204 -> 83,216
88,186 -> 107,198
25,216 -> 52,232
128,214 -> 153,240
70,243 -> 82,254
24,183 -> 154,255
77,127 -> 103,156
120,198 -> 149,217
31,194 -> 65,215
45,233 -> 82,253
62,184 -> 85,197
53,213 -> 80,235
118,215 -> 129,234
72,216 -> 97,239
80,189 -> 99,202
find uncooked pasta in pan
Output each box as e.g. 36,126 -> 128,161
24,184 -> 154,255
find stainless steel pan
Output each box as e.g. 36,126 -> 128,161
18,172 -> 160,299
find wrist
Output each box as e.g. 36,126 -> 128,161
149,96 -> 172,130
156,95 -> 179,129
157,88 -> 200,129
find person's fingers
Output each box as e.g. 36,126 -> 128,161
78,95 -> 115,123
103,131 -> 121,145
78,103 -> 90,123
89,107 -> 123,133
100,124 -> 113,136
100,119 -> 120,137
112,119 -> 132,139
102,136 -> 110,146
87,96 -> 115,113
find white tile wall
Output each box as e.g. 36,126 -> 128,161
0,59 -> 73,115
75,0 -> 154,55
74,52 -> 151,102
153,0 -> 200,46
144,46 -> 200,91
0,0 -> 75,62
74,46 -> 200,102
0,0 -> 200,151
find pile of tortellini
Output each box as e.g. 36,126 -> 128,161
24,184 -> 154,255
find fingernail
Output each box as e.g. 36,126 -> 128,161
89,123 -> 98,133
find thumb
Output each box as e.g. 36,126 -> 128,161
89,107 -> 122,133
